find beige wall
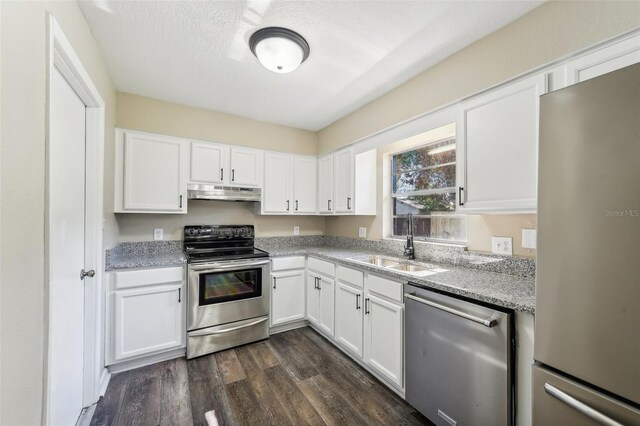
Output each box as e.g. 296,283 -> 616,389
114,93 -> 324,241
0,1 -> 116,424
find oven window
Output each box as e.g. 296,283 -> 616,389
198,268 -> 262,305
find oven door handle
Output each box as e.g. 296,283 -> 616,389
189,259 -> 270,273
189,317 -> 268,337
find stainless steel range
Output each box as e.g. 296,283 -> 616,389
184,225 -> 270,359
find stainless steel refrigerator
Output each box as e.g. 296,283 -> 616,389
534,63 -> 640,425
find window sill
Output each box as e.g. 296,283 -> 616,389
384,236 -> 467,248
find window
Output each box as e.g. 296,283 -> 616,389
391,138 -> 466,242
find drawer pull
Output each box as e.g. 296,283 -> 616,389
189,317 -> 268,336
544,383 -> 623,426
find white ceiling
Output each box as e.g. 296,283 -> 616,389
79,0 -> 543,131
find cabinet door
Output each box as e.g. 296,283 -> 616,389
459,73 -> 547,213
263,152 -> 292,213
293,156 -> 317,213
335,282 -> 363,357
318,154 -> 334,213
364,293 -> 403,388
114,284 -> 183,361
190,141 -> 229,184
306,272 -> 320,325
318,276 -> 335,336
333,148 -> 354,213
122,131 -> 188,213
230,147 -> 263,187
271,270 -> 305,326
566,34 -> 640,85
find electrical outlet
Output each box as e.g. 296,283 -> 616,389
492,236 -> 513,256
153,228 -> 164,241
359,227 -> 367,238
293,226 -> 300,236
522,229 -> 537,249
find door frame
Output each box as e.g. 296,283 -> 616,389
44,13 -> 106,420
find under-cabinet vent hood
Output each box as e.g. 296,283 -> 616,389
187,183 -> 261,202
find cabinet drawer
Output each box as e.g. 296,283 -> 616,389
337,265 -> 364,288
113,266 -> 184,290
271,256 -> 306,271
308,257 -> 335,277
366,274 -> 403,303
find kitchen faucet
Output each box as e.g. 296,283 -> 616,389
404,213 -> 415,260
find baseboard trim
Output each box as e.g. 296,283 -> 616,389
269,319 -> 309,335
107,348 -> 186,374
99,368 -> 111,397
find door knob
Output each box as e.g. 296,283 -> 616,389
80,269 -> 95,280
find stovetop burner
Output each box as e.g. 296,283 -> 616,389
183,225 -> 268,263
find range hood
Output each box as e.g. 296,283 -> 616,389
187,183 -> 261,202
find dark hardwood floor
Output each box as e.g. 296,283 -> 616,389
90,327 -> 432,426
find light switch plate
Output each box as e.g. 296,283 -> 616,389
359,227 -> 367,238
293,226 -> 300,236
492,236 -> 513,256
522,229 -> 537,249
153,228 -> 163,241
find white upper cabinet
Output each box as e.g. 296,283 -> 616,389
333,148 -> 354,213
318,153 -> 334,214
458,73 -> 547,213
230,147 -> 263,187
190,141 -> 229,184
263,152 -> 292,214
565,34 -> 640,85
115,129 -> 188,214
293,156 -> 317,213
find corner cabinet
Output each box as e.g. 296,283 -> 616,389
458,73 -> 547,213
261,153 -> 317,215
115,129 -> 189,213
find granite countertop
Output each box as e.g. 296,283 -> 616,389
105,241 -> 186,271
258,245 -> 535,314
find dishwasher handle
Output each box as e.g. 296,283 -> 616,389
404,293 -> 498,328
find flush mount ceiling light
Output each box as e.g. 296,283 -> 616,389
249,27 -> 310,74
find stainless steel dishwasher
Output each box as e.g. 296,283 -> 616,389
404,282 -> 515,426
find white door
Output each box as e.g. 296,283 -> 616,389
230,147 -> 262,186
263,152 -> 292,213
293,156 -> 317,213
48,68 -> 87,426
318,154 -> 334,213
271,270 -> 306,326
318,276 -> 335,336
364,293 -> 404,388
190,141 -> 229,184
123,131 -> 188,213
336,282 -> 363,356
114,285 -> 183,361
306,272 -> 320,325
334,148 -> 354,213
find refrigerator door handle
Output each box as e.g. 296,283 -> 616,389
544,383 -> 624,426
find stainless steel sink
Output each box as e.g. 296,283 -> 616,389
387,263 -> 431,273
362,256 -> 400,267
348,256 -> 446,276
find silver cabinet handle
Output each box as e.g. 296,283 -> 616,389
80,269 -> 95,280
544,383 -> 624,426
356,294 -> 361,310
404,293 -> 498,328
189,317 -> 268,336
364,298 -> 370,314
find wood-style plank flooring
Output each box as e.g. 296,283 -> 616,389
90,327 -> 432,426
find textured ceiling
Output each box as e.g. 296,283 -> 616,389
79,1 -> 542,131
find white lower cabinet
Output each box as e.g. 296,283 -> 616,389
306,271 -> 335,337
270,270 -> 306,326
108,266 -> 185,365
335,282 -> 364,356
364,292 -> 404,388
306,271 -> 321,325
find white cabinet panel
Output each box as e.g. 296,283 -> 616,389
119,130 -> 188,213
336,282 -> 363,357
271,270 -> 306,326
114,284 -> 183,361
364,293 -> 403,388
318,276 -> 335,336
306,272 -> 320,325
566,34 -> 640,85
459,73 -> 547,213
318,154 -> 334,214
230,147 -> 262,187
190,141 -> 228,184
334,148 -> 354,213
263,152 -> 292,213
293,156 -> 317,213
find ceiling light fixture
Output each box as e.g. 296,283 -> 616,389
249,27 -> 310,74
